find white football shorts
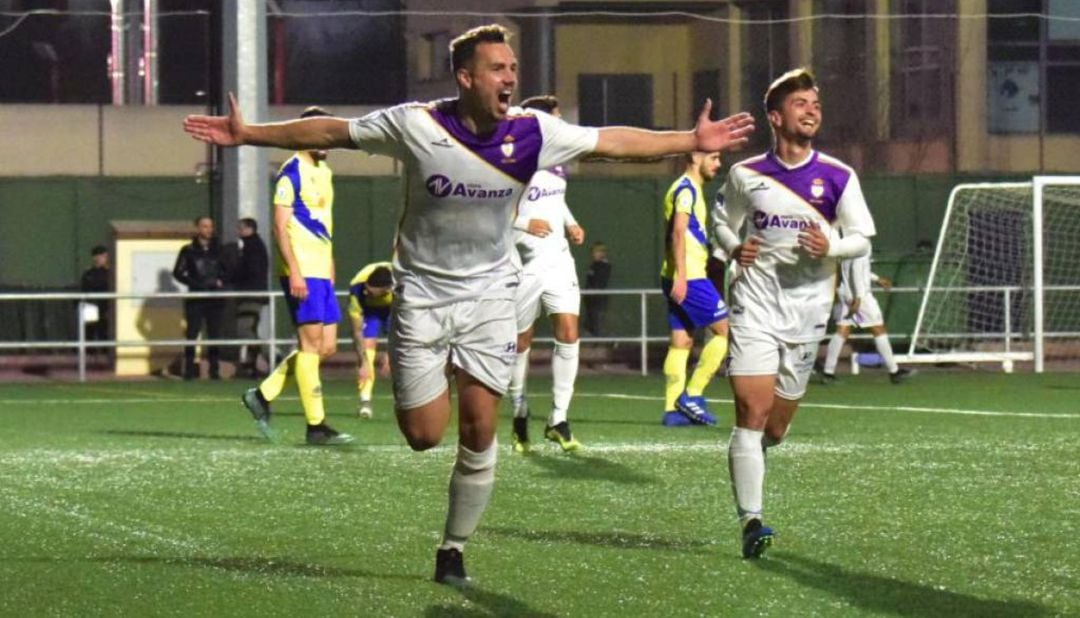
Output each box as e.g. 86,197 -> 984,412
514,259 -> 580,332
390,296 -> 518,409
833,294 -> 884,328
727,325 -> 818,400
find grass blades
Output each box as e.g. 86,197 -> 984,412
0,372 -> 1076,616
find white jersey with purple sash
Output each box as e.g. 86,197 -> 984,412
713,150 -> 876,343
348,101 -> 598,307
514,166 -> 577,270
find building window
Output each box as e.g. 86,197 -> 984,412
812,0 -> 869,145
891,0 -> 954,137
692,69 -> 723,121
417,31 -> 450,82
578,74 -> 653,127
987,0 -> 1080,133
740,0 -> 789,150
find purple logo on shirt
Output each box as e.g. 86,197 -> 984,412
425,174 -> 514,199
752,210 -> 816,231
426,174 -> 454,197
526,186 -> 566,201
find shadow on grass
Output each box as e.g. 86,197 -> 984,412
523,454 -> 655,484
425,585 -> 557,618
484,525 -> 712,553
80,554 -> 423,583
102,430 -> 265,443
756,553 -> 1053,617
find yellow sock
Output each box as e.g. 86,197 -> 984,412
295,351 -> 325,426
663,347 -> 690,411
258,351 -> 297,401
359,347 -> 376,401
686,334 -> 729,397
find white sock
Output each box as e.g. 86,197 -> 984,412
824,334 -> 845,375
874,334 -> 899,373
441,439 -> 497,551
549,340 -> 579,426
508,348 -> 530,418
728,427 -> 765,526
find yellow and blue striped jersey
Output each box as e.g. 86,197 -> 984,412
273,153 -> 334,279
661,174 -> 709,280
348,261 -> 394,320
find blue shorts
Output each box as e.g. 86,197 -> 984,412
662,277 -> 729,331
281,277 -> 341,326
361,306 -> 391,338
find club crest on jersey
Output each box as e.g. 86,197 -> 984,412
810,178 -> 825,199
501,136 -> 515,160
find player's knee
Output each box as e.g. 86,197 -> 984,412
320,341 -> 338,359
554,322 -> 579,343
763,425 -> 790,447
403,431 -> 442,451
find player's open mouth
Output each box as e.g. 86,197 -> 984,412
497,91 -> 512,108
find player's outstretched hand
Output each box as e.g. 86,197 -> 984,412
693,99 -> 755,153
797,225 -> 830,259
183,92 -> 246,146
732,236 -> 762,266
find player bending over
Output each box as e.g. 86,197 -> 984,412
348,261 -> 394,418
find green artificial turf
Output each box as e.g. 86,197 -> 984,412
0,372 -> 1076,616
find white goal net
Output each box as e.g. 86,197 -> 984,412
909,177 -> 1080,371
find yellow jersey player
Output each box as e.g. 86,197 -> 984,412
660,152 -> 730,427
347,261 -> 394,418
240,106 -> 354,446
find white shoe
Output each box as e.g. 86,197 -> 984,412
357,402 -> 373,419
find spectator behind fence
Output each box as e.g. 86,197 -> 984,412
583,241 -> 611,336
173,216 -> 227,380
79,245 -> 111,356
233,217 -> 270,378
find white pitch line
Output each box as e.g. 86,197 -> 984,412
576,392 -> 1079,419
0,392 -> 1074,419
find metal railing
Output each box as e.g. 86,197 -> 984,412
1,284 -> 1077,382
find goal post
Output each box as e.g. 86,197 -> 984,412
908,176 -> 1080,372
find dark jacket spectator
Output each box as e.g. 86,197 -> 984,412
173,236 -> 227,291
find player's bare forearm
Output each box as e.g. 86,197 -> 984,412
592,102 -> 753,158
594,128 -> 695,159
184,92 -> 352,150
243,118 -> 353,151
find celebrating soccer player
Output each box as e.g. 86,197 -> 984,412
185,23 -> 754,585
712,68 -> 876,558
